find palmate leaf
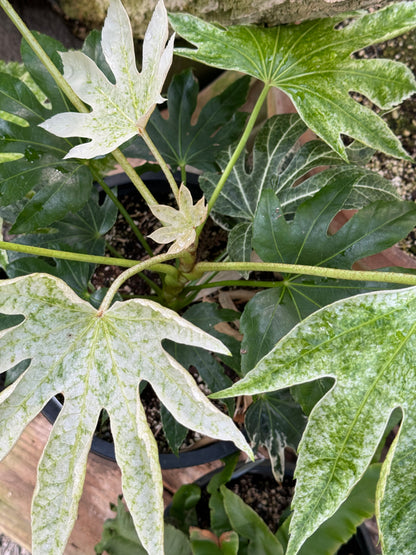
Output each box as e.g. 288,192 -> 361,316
237,180 -> 416,477
244,179 -> 416,363
170,3 -> 416,160
200,114 -> 399,261
212,286 -> 416,555
0,34 -> 92,233
0,274 -> 251,555
40,0 -> 174,159
8,188 -> 117,256
126,70 -> 250,173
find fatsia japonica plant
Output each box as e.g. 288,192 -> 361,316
1,0 -> 416,553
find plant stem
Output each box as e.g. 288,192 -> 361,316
205,83 -> 271,218
98,251 -> 181,313
111,149 -> 158,207
181,166 -> 187,187
93,171 -> 154,257
0,0 -> 87,114
0,240 -> 177,276
105,241 -> 124,259
192,261 -> 416,287
139,128 -> 180,201
187,279 -> 285,291
0,0 -> 158,208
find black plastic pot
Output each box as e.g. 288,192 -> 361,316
165,459 -> 377,555
42,396 -> 240,469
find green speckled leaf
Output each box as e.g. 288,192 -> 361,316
200,114 -> 399,258
212,286 -> 416,555
40,0 -> 174,159
0,274 -> 250,555
170,3 -> 416,159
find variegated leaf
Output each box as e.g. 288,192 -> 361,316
0,274 -> 251,555
148,185 -> 207,254
170,3 -> 416,159
212,286 -> 416,555
40,0 -> 174,159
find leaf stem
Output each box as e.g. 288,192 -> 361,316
205,83 -> 271,217
98,251 -> 181,313
111,149 -> 158,206
139,128 -> 180,202
0,240 -> 177,276
192,261 -> 416,287
93,171 -> 154,256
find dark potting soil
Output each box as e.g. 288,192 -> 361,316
195,469 -> 295,534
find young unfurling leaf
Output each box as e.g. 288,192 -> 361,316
39,0 -> 174,159
148,185 -> 207,253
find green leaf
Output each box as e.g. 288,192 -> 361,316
244,182 -> 416,353
190,529 -> 239,555
129,70 -> 249,173
160,401 -> 188,455
245,391 -> 306,480
0,60 -> 45,104
40,0 -> 174,159
0,35 -> 93,231
200,114 -> 399,256
95,496 -> 192,555
221,485 -> 284,555
211,286 -> 416,555
11,189 -> 117,255
0,274 -> 251,554
207,452 -> 240,537
166,483 -> 201,533
253,184 -> 416,269
170,3 -> 416,159
164,302 -> 239,416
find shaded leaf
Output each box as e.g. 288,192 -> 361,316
11,189 -> 117,256
0,34 -> 92,231
164,302 -> 239,416
245,391 -> 306,480
170,4 -> 416,159
127,70 -> 250,173
212,286 -> 416,555
40,0 -> 174,159
0,274 -> 251,554
160,401 -> 188,455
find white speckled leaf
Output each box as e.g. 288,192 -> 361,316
211,286 -> 416,555
39,0 -> 174,159
0,274 -> 250,555
148,185 -> 207,253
